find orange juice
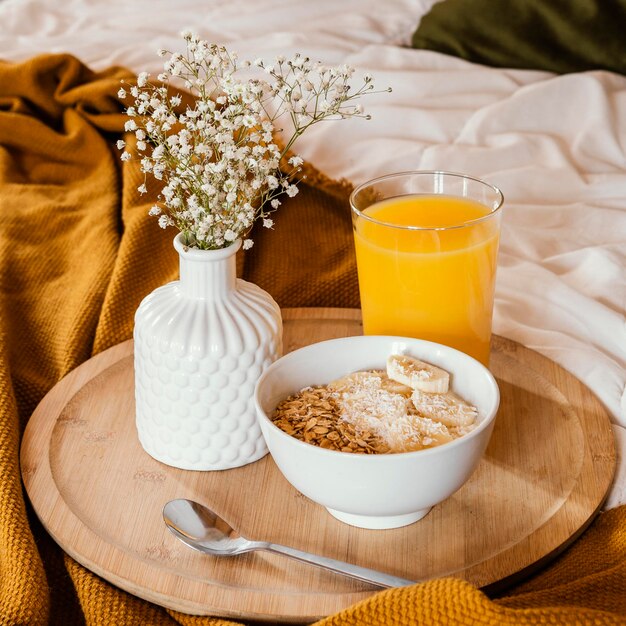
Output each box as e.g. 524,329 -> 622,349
352,194 -> 501,364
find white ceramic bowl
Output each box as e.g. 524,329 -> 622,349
254,336 -> 499,530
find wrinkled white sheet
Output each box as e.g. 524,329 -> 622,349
1,0 -> 624,507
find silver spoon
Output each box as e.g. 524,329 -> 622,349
162,498 -> 414,588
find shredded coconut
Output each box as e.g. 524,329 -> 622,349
330,370 -> 473,453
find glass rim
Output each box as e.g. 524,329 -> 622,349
350,170 -> 504,232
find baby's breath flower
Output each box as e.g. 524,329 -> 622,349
116,139 -> 126,150
120,33 -> 384,250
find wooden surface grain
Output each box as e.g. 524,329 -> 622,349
20,308 -> 616,622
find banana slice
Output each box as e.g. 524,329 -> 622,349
413,416 -> 454,447
327,370 -> 381,393
379,376 -> 413,397
328,370 -> 413,397
411,389 -> 477,428
386,354 -> 450,393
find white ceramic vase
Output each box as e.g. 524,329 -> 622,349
133,233 -> 282,470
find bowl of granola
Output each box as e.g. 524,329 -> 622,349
254,335 -> 499,529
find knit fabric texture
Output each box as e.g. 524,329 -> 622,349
0,53 -> 624,625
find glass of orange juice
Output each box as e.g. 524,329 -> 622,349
350,171 -> 503,365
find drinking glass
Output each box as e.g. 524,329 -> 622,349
350,171 -> 503,365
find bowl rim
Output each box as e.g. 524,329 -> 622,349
254,335 -> 500,461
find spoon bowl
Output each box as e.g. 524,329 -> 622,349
163,499 -> 258,555
163,498 -> 414,588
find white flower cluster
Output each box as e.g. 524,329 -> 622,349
118,31 -> 384,250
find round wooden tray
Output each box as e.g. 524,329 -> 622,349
21,308 -> 616,623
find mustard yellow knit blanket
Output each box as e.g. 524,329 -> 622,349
1,54 -> 624,625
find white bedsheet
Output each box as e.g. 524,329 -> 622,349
1,0 -> 624,507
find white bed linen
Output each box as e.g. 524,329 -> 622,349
1,0 -> 624,508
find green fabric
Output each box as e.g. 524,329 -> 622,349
411,0 -> 626,75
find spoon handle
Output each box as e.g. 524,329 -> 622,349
264,543 -> 414,588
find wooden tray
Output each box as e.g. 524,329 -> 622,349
21,308 -> 616,623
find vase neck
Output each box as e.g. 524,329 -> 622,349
174,235 -> 241,300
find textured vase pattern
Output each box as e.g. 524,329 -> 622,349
134,235 -> 282,470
